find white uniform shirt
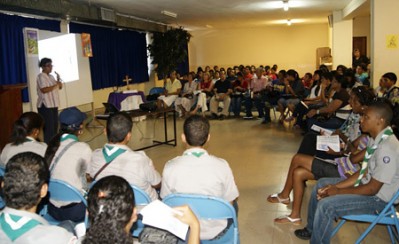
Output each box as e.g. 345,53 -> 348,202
49,135 -> 92,207
160,148 -> 239,240
0,137 -> 47,166
88,144 -> 161,201
36,72 -> 60,108
0,207 -> 76,244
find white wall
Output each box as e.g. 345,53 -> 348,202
332,11 -> 353,69
353,16 -> 371,56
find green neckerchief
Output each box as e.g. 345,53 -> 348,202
0,213 -> 41,241
102,145 -> 127,164
183,149 -> 206,158
60,134 -> 78,142
24,137 -> 35,143
354,126 -> 394,187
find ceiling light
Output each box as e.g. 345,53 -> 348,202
287,19 -> 292,26
283,0 -> 289,11
161,10 -> 177,18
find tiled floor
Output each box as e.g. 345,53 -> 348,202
81,113 -> 392,243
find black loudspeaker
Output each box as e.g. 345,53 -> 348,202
139,101 -> 158,112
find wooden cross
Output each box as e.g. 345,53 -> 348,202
123,75 -> 132,90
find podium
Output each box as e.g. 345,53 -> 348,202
0,84 -> 27,151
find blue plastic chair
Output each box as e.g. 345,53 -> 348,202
130,185 -> 152,237
331,189 -> 399,243
42,179 -> 87,225
163,194 -> 240,244
149,87 -> 165,95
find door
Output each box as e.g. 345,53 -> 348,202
353,36 -> 367,56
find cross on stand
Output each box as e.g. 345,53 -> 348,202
123,75 -> 132,90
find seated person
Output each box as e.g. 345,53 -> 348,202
306,73 -> 350,131
1,112 -> 46,166
161,115 -> 239,240
380,72 -> 399,105
231,72 -> 248,117
157,70 -> 182,109
191,72 -> 214,115
267,87 -> 374,224
45,107 -> 92,223
210,72 -> 233,120
0,152 -> 76,243
175,73 -> 198,118
88,112 -> 161,201
244,67 -> 271,122
295,100 -> 399,243
355,63 -> 369,85
302,72 -> 313,90
277,69 -> 305,123
84,176 -> 200,244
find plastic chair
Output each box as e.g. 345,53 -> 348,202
130,185 -> 152,237
42,179 -> 87,225
331,189 -> 399,244
149,87 -> 165,95
0,166 -> 5,209
163,193 -> 240,244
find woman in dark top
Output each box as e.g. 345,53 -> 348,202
305,73 -> 350,131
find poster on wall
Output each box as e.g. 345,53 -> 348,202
25,28 -> 39,56
386,34 -> 398,49
81,33 -> 93,57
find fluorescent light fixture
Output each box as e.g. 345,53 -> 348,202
161,10 -> 177,18
283,0 -> 289,11
287,19 -> 292,26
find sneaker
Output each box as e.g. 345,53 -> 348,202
294,228 -> 311,240
261,119 -> 271,124
211,113 -> 218,120
243,116 -> 253,120
219,115 -> 225,120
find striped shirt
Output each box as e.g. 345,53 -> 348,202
36,73 -> 60,108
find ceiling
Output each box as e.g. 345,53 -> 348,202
75,0 -> 369,30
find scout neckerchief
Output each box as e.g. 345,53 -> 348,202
0,213 -> 41,241
183,149 -> 206,158
24,137 -> 35,143
340,112 -> 361,140
354,127 -> 394,187
49,134 -> 78,173
93,145 -> 127,180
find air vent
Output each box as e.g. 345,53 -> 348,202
100,7 -> 116,22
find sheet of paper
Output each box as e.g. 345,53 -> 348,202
316,135 -> 340,152
140,200 -> 189,240
311,124 -> 333,136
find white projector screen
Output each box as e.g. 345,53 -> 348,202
25,29 -> 93,111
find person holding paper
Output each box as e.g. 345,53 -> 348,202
161,115 -> 239,240
84,176 -> 200,244
294,100 -> 399,243
36,58 -> 62,143
267,87 -> 374,225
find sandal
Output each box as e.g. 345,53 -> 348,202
274,215 -> 302,225
267,193 -> 290,205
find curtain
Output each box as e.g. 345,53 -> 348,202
0,13 -> 60,102
69,23 -> 149,90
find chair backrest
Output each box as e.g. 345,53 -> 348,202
149,87 -> 165,95
131,184 -> 151,206
48,179 -> 87,206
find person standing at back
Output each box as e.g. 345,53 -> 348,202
36,58 -> 62,143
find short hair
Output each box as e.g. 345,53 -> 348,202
382,72 -> 397,84
3,152 -> 49,209
286,69 -> 299,80
84,176 -> 134,244
183,115 -> 210,147
11,112 -> 44,145
305,72 -> 313,79
333,74 -> 348,89
106,113 -> 133,143
321,72 -> 333,81
368,99 -> 393,126
39,58 -> 52,68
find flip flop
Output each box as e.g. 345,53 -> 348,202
267,193 -> 290,205
274,215 -> 302,225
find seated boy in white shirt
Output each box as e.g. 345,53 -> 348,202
160,115 -> 239,240
88,112 -> 161,201
0,152 -> 76,244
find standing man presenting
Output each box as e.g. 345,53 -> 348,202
36,58 -> 62,143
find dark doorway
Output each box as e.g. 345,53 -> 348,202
353,36 -> 367,56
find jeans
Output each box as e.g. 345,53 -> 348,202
306,178 -> 387,244
245,95 -> 265,117
231,96 -> 242,116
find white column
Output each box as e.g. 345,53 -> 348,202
371,0 -> 399,87
332,11 -> 353,69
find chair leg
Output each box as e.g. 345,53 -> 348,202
331,219 -> 347,239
